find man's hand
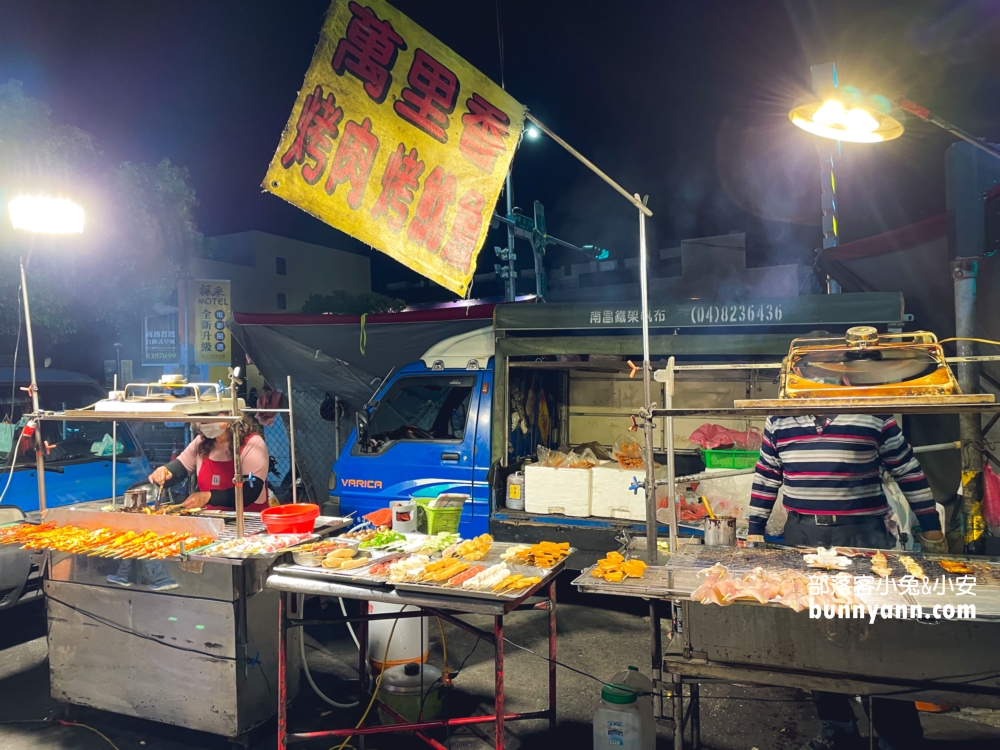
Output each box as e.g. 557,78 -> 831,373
149,466 -> 172,485
918,530 -> 949,554
181,491 -> 212,509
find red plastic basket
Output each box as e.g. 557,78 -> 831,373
260,503 -> 319,534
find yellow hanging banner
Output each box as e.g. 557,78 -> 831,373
263,0 -> 525,297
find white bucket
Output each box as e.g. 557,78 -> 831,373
367,602 -> 429,672
391,500 -> 417,533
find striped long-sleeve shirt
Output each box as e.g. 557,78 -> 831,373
748,414 -> 940,537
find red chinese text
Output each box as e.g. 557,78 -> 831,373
459,94 -> 511,173
393,49 -> 460,143
407,165 -> 456,253
441,189 -> 486,273
280,86 -> 344,185
331,1 -> 406,104
325,117 -> 380,209
371,143 -> 425,233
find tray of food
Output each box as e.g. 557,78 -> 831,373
195,533 -> 316,559
287,538 -> 360,567
0,521 -> 217,560
392,560 -> 550,600
388,539 -> 573,601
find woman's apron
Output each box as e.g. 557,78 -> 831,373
198,446 -> 269,512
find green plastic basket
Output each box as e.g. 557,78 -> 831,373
700,448 -> 759,470
415,497 -> 464,535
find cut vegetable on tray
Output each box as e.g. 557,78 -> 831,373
359,529 -> 407,549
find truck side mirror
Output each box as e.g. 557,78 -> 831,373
356,410 -> 370,453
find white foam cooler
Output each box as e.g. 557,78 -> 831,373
591,461 -> 669,521
523,464 -> 592,516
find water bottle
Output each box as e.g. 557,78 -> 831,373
593,684 -> 643,750
610,667 -> 655,750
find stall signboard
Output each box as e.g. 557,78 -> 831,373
494,293 -> 907,331
262,0 -> 525,298
142,313 -> 179,365
193,280 -> 231,364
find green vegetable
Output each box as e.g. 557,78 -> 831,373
359,530 -> 406,549
418,532 -> 460,553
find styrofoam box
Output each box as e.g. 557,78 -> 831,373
591,461 -> 669,521
524,464 -> 592,517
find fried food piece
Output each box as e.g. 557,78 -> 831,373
899,555 -> 926,579
593,551 -> 646,582
939,559 -> 974,574
870,552 -> 892,578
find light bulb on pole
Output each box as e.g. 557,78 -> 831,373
7,196 -> 85,512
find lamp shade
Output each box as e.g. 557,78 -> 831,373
790,89 -> 904,144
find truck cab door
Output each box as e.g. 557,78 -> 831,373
338,372 -> 481,535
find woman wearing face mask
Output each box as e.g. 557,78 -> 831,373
148,414 -> 270,510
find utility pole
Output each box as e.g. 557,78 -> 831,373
947,141 -> 1000,554
811,63 -> 842,294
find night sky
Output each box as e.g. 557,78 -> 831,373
3,0 -> 999,297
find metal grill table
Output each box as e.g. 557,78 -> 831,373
573,547 -> 1000,749
268,557 -> 565,750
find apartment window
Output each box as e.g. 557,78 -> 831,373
275,256 -> 287,275
277,293 -> 287,310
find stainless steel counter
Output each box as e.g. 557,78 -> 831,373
46,550 -> 300,739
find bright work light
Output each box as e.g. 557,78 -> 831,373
7,196 -> 85,234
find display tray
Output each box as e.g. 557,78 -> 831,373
276,553 -> 407,587
393,563 -> 553,601
190,534 -> 320,560
274,541 -> 573,598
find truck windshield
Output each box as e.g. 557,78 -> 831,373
369,375 -> 475,444
0,382 -> 138,468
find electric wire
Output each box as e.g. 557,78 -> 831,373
0,277 -> 25,506
300,633 -> 360,709
339,596 -> 360,649
56,720 -> 122,750
0,718 -> 121,750
330,609 -> 403,750
939,337 -> 1000,347
44,594 -> 237,661
495,0 -> 505,90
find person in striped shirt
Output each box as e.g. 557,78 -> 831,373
748,414 -> 945,549
749,414 -> 947,750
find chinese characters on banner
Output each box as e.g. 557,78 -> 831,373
262,0 -> 525,297
192,281 -> 231,364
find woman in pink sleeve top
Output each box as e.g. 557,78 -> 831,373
148,414 -> 270,511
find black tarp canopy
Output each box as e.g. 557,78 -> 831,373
229,302 -> 497,503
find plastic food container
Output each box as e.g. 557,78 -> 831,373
261,503 -> 319,534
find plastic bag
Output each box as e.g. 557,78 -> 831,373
90,434 -> 124,457
536,445 -> 598,469
985,462 -> 1000,530
613,435 -> 646,470
688,423 -> 762,451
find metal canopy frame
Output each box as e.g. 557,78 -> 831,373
638,355 -> 1000,750
32,375 -> 300,539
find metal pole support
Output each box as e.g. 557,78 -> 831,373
20,257 -> 47,513
954,259 -> 986,553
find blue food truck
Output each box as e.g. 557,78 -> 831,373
332,294 -> 910,566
